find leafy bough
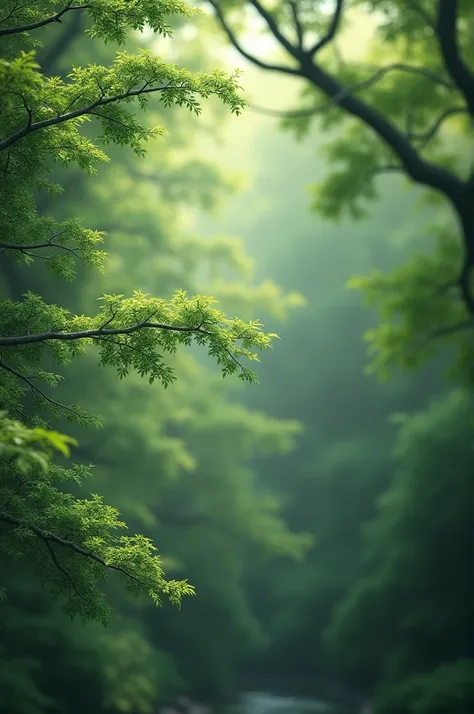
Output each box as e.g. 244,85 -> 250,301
0,414 -> 195,623
0,0 -> 267,623
1,290 -> 276,423
0,0 -> 197,41
0,49 -> 246,277
0,50 -> 246,153
0,290 -> 275,623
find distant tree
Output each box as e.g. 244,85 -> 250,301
208,0 -> 474,382
326,390 -> 474,708
0,0 -> 275,622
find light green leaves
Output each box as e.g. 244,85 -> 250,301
0,290 -> 276,428
0,0 -> 258,623
0,0 -> 198,42
0,413 -> 77,474
1,217 -> 107,280
347,223 -> 474,384
0,415 -> 195,623
1,49 -> 246,156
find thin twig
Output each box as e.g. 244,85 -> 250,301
308,0 -> 344,56
410,106 -> 467,148
248,0 -> 296,57
289,0 -> 303,50
249,63 -> 458,121
0,239 -> 83,260
249,63 -> 458,120
209,0 -> 300,76
37,531 -> 90,603
0,510 -> 146,585
0,2 -> 90,36
0,359 -> 80,417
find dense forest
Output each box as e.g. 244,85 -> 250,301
0,2 -> 473,714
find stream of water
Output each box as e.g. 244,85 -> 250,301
226,691 -> 344,714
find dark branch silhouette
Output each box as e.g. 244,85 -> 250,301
0,232 -> 86,264
208,0 -> 300,76
0,359 -> 81,417
309,0 -> 344,56
210,0 -> 474,314
437,0 -> 474,114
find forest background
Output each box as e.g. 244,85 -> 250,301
0,2 -> 473,714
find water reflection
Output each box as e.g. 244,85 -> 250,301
226,692 -> 338,714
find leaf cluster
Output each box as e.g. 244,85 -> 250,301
0,412 -> 195,623
0,0 -> 276,623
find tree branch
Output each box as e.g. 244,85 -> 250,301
0,234 -> 83,262
248,0 -> 296,56
249,66 -> 459,121
430,319 -> 474,338
408,106 -> 468,148
407,0 -> 436,31
0,3 -> 90,37
354,62 -> 455,91
209,0 -> 474,314
297,61 -> 464,201
249,102 -> 322,119
309,0 -> 344,56
209,0 -> 300,76
210,0 -> 464,197
369,164 -> 404,179
436,0 -> 474,114
0,358 -> 81,417
0,317 -> 212,348
289,0 -> 303,50
38,530 -> 90,603
0,83 -> 205,152
299,58 -> 474,318
0,510 -> 145,585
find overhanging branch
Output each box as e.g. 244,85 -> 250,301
38,530 -> 90,603
209,0 -> 300,76
0,510 -> 144,585
210,1 -> 464,201
0,358 -> 81,417
0,234 -> 84,263
309,0 -> 344,56
408,106 -> 468,148
0,82 -> 206,152
0,317 -> 212,348
249,66 -> 461,121
248,0 -> 296,56
278,55 -> 464,200
0,2 -> 90,37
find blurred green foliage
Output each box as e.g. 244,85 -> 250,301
1,1 -> 307,710
1,2 -> 473,714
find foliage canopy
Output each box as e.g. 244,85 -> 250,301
0,0 -> 277,621
208,0 -> 474,384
